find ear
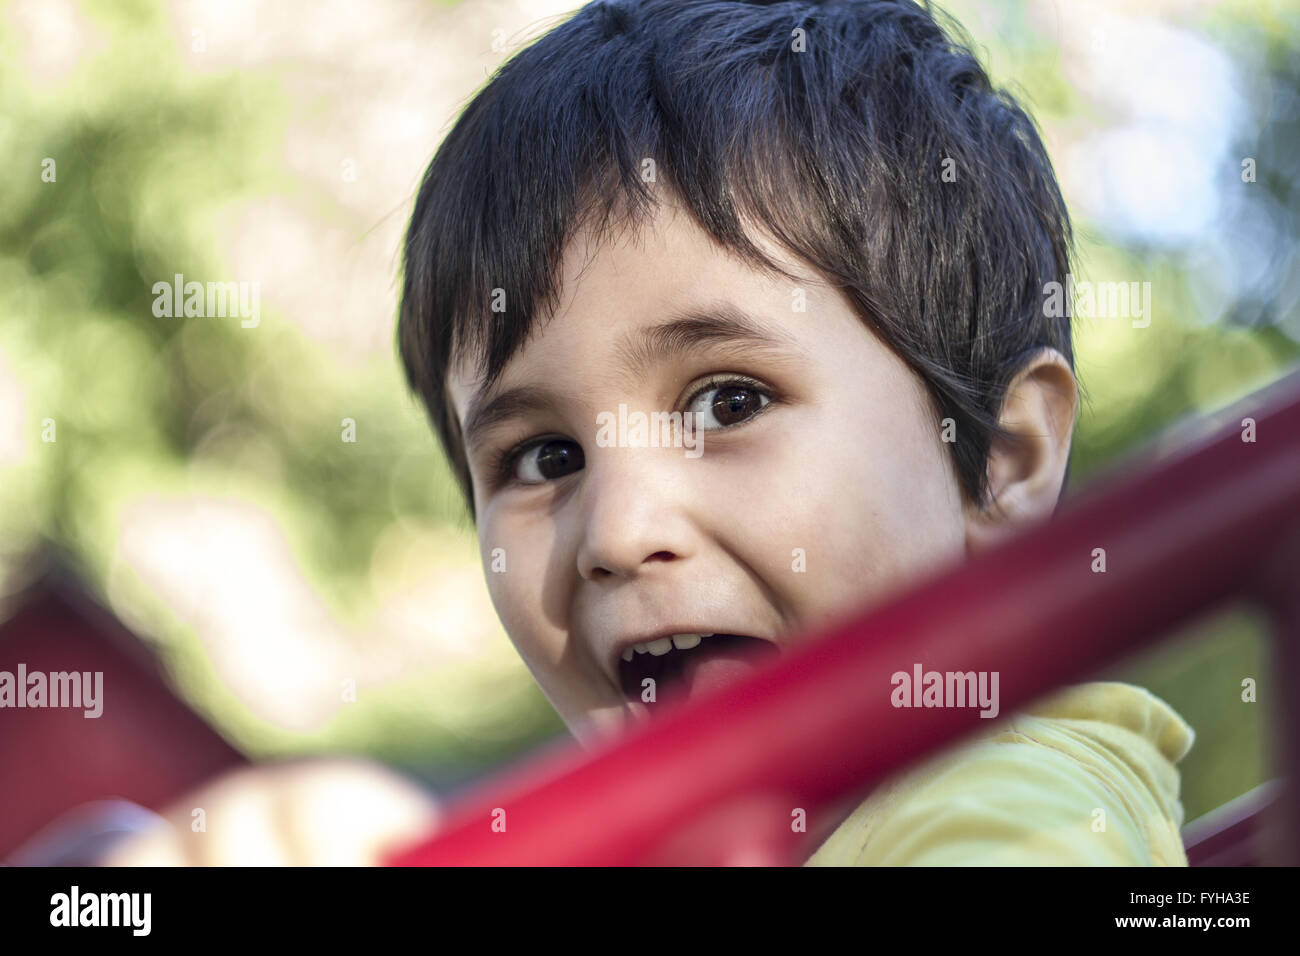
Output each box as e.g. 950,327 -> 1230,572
963,348 -> 1078,554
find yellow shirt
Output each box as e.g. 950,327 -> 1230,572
804,682 -> 1195,866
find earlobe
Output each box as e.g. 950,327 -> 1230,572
964,348 -> 1078,554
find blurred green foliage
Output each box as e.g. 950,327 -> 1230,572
0,0 -> 1297,815
0,0 -> 565,790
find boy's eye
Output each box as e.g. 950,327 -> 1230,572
512,438 -> 585,484
686,379 -> 772,430
493,375 -> 773,489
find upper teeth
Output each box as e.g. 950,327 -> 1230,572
621,633 -> 712,661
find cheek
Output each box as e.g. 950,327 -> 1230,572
698,410 -> 880,622
829,401 -> 963,600
478,519 -> 553,663
740,392 -> 963,625
484,563 -> 574,699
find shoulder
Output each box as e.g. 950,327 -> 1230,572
1020,681 -> 1194,768
804,682 -> 1194,866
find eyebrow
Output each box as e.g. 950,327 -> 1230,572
460,302 -> 804,457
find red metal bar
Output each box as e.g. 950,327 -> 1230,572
1256,521 -> 1300,864
1182,780 -> 1278,866
385,370 -> 1300,866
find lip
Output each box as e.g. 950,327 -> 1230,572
604,628 -> 777,688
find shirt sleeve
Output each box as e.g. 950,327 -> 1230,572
803,682 -> 1194,866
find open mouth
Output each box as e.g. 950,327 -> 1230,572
618,633 -> 780,709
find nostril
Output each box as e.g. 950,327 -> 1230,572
645,551 -> 675,563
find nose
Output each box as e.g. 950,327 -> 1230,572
575,452 -> 698,581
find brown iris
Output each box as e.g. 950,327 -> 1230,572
534,440 -> 583,480
710,385 -> 764,427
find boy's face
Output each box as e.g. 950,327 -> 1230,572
448,197 -> 972,744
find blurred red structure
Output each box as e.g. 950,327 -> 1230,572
0,567 -> 246,861
384,370 -> 1300,867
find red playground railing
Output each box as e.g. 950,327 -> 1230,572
384,369 -> 1300,867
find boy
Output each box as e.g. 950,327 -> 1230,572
104,0 -> 1193,865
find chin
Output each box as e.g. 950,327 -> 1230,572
568,701 -> 636,749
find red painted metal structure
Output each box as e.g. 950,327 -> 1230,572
0,571 -> 248,863
385,370 -> 1300,866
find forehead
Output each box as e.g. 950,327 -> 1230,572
446,200 -> 818,415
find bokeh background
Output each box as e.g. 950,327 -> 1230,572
1,0 -> 1298,824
